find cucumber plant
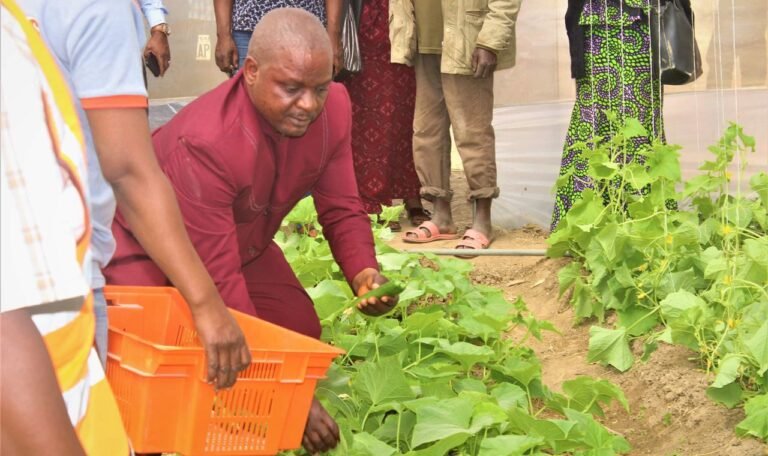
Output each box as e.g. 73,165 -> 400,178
548,119 -> 768,442
277,199 -> 632,455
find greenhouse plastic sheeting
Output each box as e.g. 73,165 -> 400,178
146,0 -> 766,231
493,89 -> 768,230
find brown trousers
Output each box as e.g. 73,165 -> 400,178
412,54 -> 499,201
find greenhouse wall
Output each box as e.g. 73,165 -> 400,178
147,1 -> 768,230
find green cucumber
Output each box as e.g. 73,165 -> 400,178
356,280 -> 405,304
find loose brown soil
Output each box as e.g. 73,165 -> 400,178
390,172 -> 767,456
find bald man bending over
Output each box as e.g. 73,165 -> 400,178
105,8 -> 399,453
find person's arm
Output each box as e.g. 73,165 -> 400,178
86,109 -> 251,389
325,0 -> 344,76
0,305 -> 87,456
388,0 -> 416,66
473,0 -> 522,78
312,87 -> 398,315
142,0 -> 171,77
62,1 -> 249,389
214,0 -> 238,74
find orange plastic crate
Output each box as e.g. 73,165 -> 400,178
104,286 -> 344,455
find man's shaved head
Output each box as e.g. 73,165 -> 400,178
241,7 -> 334,137
247,8 -> 332,64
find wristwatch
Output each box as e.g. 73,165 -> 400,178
151,23 -> 171,36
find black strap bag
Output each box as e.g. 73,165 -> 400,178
651,0 -> 703,85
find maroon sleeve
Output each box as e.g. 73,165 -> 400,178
160,136 -> 255,315
313,86 -> 379,285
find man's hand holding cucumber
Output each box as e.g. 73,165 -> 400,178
351,268 -> 404,316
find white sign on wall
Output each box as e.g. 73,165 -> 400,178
196,35 -> 211,61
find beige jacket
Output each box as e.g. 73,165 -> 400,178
389,0 -> 523,75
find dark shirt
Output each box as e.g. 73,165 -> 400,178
112,73 -> 378,313
232,0 -> 326,32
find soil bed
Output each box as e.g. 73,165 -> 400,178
389,172 -> 766,456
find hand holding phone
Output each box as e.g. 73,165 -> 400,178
145,52 -> 161,78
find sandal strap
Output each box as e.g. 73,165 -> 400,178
404,220 -> 440,239
457,238 -> 485,250
462,229 -> 490,246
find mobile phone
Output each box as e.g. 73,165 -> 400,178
145,52 -> 161,77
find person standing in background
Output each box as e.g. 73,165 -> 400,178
214,0 -> 343,76
393,0 -> 522,256
141,0 -> 171,77
342,0 -> 430,231
551,0 -> 692,231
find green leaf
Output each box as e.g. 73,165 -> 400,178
407,433 -> 470,456
701,246 -> 728,278
410,397 -> 474,448
736,394 -> 768,440
587,326 -> 634,372
647,144 -> 682,182
353,356 -> 415,407
454,378 -> 486,395
458,315 -> 506,342
398,281 -> 427,304
565,190 -> 605,232
308,279 -> 354,319
438,341 -> 495,369
561,376 -> 630,416
706,381 -> 742,409
745,320 -> 768,376
558,261 -> 582,297
750,172 -> 768,207
470,400 -> 509,431
490,383 -> 528,411
349,432 -> 397,456
403,311 -> 445,334
414,379 -> 457,399
640,339 -> 658,362
589,152 -> 619,179
623,117 -> 648,138
660,290 -> 706,321
595,223 -> 626,264
425,278 -> 454,296
657,268 -> 698,297
493,357 -> 542,386
507,408 -> 576,446
478,435 -> 543,456
563,408 -> 632,452
409,362 -> 463,381
725,203 -> 753,229
378,252 -> 412,271
711,354 -> 742,388
697,217 -> 719,244
572,280 -> 601,321
745,238 -> 768,268
617,306 -> 660,337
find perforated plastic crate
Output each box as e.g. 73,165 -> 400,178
104,286 -> 343,455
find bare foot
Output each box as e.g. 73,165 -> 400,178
404,198 -> 431,226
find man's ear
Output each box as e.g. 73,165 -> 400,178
242,55 -> 259,85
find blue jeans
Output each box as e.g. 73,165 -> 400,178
93,288 -> 108,367
232,30 -> 252,71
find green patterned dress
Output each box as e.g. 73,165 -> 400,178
551,0 -> 664,231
